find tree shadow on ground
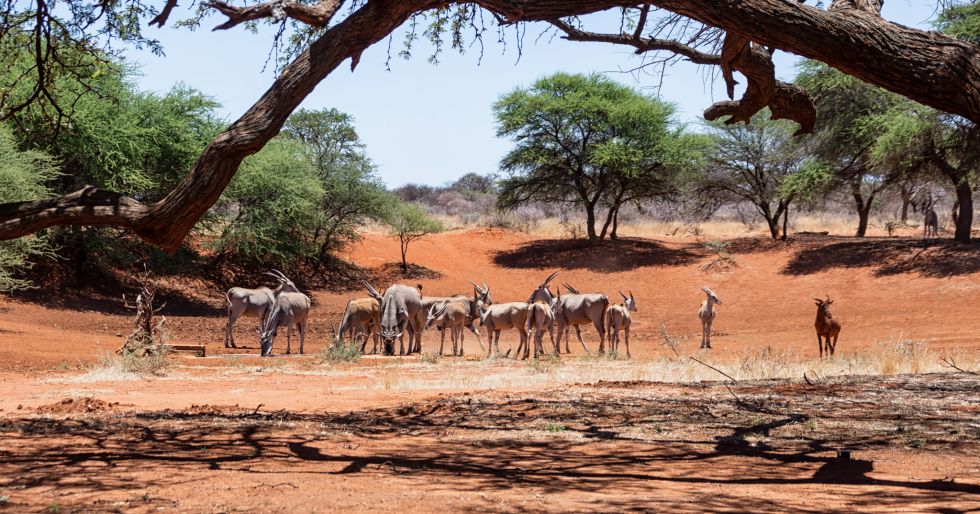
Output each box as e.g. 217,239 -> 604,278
784,238 -> 980,277
8,269 -> 223,317
1,375 -> 976,512
494,237 -> 699,272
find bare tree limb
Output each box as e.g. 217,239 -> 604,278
551,18 -> 720,65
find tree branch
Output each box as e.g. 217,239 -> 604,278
551,18 -> 721,65
704,32 -> 815,135
207,0 -> 345,30
149,0 -> 180,27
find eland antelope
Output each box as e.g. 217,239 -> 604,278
225,270 -> 299,349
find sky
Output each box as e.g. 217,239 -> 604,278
124,1 -> 940,187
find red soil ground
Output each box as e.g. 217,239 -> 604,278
2,229 -> 979,369
0,229 -> 977,512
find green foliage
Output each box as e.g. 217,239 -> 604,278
320,336 -> 363,363
0,125 -> 57,290
385,202 -> 443,270
779,159 -> 835,203
24,81 -> 221,198
936,1 -> 980,42
282,108 -> 393,258
701,111 -> 810,238
213,138 -> 325,267
494,72 -> 702,240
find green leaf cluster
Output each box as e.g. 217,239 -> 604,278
0,125 -> 57,290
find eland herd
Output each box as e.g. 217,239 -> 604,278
225,270 -> 843,359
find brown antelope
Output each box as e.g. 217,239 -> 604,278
606,291 -> 637,358
424,300 -> 470,356
521,300 -> 556,359
698,286 -> 721,349
338,297 -> 381,354
813,296 -> 842,358
476,301 -> 529,358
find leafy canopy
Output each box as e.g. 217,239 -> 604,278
494,72 -> 703,239
213,137 -> 325,267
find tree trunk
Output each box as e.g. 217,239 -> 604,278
597,203 -> 619,242
851,180 -> 877,238
781,202 -> 789,240
610,207 -> 620,240
758,204 -> 780,240
585,201 -> 598,241
953,179 -> 973,243
400,239 -> 409,272
899,183 -> 915,223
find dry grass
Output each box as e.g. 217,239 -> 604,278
377,212 -> 928,240
196,338 -> 978,393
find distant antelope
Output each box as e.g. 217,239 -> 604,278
606,291 -> 637,358
698,286 -> 721,349
532,278 -> 608,355
259,290 -> 311,357
923,198 -> 939,238
813,296 -> 841,358
224,270 -> 299,349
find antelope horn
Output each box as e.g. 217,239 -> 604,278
482,281 -> 488,292
563,282 -> 580,294
363,281 -> 382,299
629,290 -> 634,299
542,271 -> 559,286
620,290 -> 628,300
270,269 -> 288,279
263,271 -> 286,283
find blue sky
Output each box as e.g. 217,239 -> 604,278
125,2 -> 938,187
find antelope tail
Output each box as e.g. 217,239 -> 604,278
338,302 -> 353,338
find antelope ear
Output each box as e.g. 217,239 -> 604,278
827,299 -> 834,305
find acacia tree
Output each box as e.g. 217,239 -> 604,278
859,106 -> 978,242
1,0 -> 979,250
795,61 -> 916,237
701,113 -> 811,240
386,202 -> 442,272
0,125 -> 57,290
495,72 -> 700,242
